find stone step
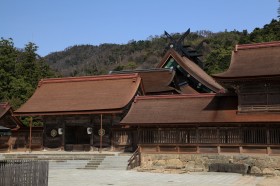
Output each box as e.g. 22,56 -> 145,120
49,160 -> 89,169
82,155 -> 108,170
95,155 -> 131,170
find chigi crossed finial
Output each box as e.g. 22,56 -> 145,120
164,28 -> 205,68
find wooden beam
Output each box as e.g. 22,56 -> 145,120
29,117 -> 33,152
99,114 -> 103,153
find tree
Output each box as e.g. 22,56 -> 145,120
0,38 -> 55,109
249,19 -> 280,42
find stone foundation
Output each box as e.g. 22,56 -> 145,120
140,154 -> 280,176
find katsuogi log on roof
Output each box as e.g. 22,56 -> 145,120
14,73 -> 142,116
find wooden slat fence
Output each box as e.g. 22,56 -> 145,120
138,127 -> 280,145
0,160 -> 49,186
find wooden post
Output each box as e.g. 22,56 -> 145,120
29,117 -> 33,152
99,114 -> 103,153
62,121 -> 65,151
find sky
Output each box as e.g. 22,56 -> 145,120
1,0 -> 279,56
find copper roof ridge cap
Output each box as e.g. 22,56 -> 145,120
115,68 -> 174,73
236,41 -> 280,51
38,73 -> 140,85
135,93 -> 218,100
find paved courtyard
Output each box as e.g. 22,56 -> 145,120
48,169 -> 266,186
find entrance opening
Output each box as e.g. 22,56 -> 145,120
65,126 -> 90,151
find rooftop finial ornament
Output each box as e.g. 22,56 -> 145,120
164,28 -> 204,68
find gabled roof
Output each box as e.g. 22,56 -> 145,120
157,49 -> 224,93
110,69 -> 176,94
120,94 -> 280,125
14,74 -> 141,116
0,102 -> 10,119
0,102 -> 23,130
213,41 -> 280,80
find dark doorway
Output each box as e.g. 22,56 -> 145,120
65,126 -> 90,151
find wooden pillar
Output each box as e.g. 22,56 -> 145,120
266,126 -> 271,155
217,146 -> 221,154
239,146 -> 243,154
267,146 -> 271,155
266,126 -> 270,145
99,114 -> 103,153
90,115 -> 93,151
62,120 -> 65,151
29,117 -> 33,152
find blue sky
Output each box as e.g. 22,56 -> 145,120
1,0 -> 279,56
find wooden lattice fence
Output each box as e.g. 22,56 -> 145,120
0,160 -> 49,186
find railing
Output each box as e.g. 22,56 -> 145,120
239,104 -> 280,112
138,127 -> 280,145
137,127 -> 280,154
127,147 -> 140,170
0,160 -> 49,186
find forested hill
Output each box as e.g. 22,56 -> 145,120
44,19 -> 280,77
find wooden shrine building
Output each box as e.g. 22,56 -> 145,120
0,102 -> 26,151
121,41 -> 280,154
14,73 -> 142,151
0,102 -> 23,131
213,41 -> 280,112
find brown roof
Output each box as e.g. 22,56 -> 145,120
157,49 -> 224,93
110,69 -> 176,94
14,74 -> 141,116
0,102 -> 10,119
0,102 -> 23,129
213,41 -> 280,80
120,94 -> 280,125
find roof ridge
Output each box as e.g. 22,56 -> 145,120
236,41 -> 280,51
135,93 -> 218,101
110,68 -> 173,74
38,73 -> 139,86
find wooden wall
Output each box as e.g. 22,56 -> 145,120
138,126 -> 280,154
238,82 -> 280,112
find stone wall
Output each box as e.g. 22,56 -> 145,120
140,154 -> 280,175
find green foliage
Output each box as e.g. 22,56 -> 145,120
0,38 -> 55,109
249,19 -> 280,42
